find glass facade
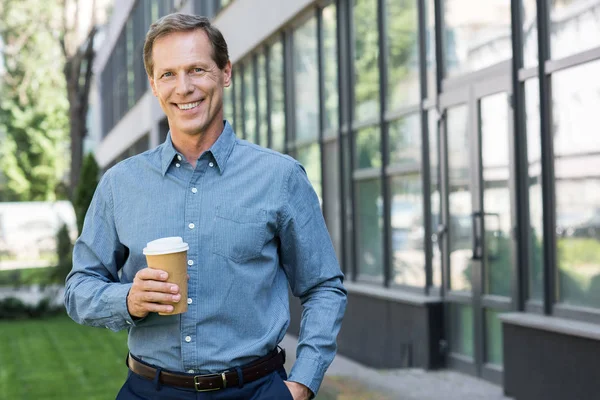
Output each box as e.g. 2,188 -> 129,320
98,0 -> 600,379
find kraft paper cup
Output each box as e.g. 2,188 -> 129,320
143,237 -> 189,315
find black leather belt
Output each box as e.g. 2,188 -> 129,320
127,348 -> 285,392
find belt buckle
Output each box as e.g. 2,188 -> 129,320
194,372 -> 227,392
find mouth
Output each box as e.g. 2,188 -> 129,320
176,100 -> 203,111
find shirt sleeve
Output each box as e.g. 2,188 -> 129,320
278,162 -> 348,396
64,170 -> 138,332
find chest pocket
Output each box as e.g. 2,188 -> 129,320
212,206 -> 267,263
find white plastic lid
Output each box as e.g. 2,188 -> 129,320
143,237 -> 189,255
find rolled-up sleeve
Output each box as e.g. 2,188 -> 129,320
279,162 -> 348,396
64,171 -> 136,331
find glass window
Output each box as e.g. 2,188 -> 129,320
388,114 -> 421,166
293,17 -> 319,143
447,104 -> 472,292
353,0 -> 380,122
522,0 -> 538,68
324,139 -> 342,261
356,178 -> 384,281
323,4 -> 339,132
234,68 -> 244,137
481,93 -> 513,298
550,0 -> 600,60
425,0 -> 437,99
296,143 -> 322,203
552,60 -> 600,309
355,126 -> 381,169
257,53 -> 268,147
386,0 -> 420,110
429,111 -> 442,287
243,61 -> 256,142
450,303 -> 474,358
270,41 -> 285,152
223,79 -> 234,128
485,309 -> 503,365
444,0 -> 512,77
525,78 -> 544,300
390,174 -> 425,287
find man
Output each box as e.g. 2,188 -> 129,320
64,13 -> 347,400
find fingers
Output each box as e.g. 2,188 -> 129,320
127,267 -> 181,318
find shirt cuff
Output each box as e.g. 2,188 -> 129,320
288,357 -> 325,397
103,283 -> 137,331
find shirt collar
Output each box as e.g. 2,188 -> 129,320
160,121 -> 236,176
208,120 -> 235,175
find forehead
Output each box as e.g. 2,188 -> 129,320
152,29 -> 213,69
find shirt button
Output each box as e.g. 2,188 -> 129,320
209,162 -> 214,168
191,188 -> 198,194
126,321 -> 132,325
188,223 -> 195,229
188,260 -> 194,266
187,298 -> 193,304
188,369 -> 194,374
185,336 -> 192,343
175,163 -> 181,168
177,155 -> 182,161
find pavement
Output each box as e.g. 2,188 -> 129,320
280,335 -> 514,400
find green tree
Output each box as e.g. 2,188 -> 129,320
0,0 -> 69,202
73,152 -> 99,235
49,223 -> 73,283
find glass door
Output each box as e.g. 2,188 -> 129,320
440,63 -> 516,384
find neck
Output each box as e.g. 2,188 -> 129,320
170,119 -> 224,168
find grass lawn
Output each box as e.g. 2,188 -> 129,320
0,313 -> 388,399
0,313 -> 128,400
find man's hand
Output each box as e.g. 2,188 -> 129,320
284,381 -> 312,400
127,268 -> 180,318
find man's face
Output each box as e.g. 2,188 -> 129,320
149,29 -> 231,138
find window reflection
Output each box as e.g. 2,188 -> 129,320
234,69 -> 244,137
243,61 -> 256,142
425,0 -> 437,99
223,80 -> 234,128
481,93 -> 512,297
444,0 -> 512,76
446,105 -> 472,291
323,5 -> 338,132
553,60 -> 600,308
389,114 -> 421,166
353,0 -> 380,122
270,41 -> 285,151
356,179 -> 384,280
550,0 -> 600,60
386,0 -> 420,110
391,174 -> 425,287
257,54 -> 268,147
429,110 -> 442,287
294,17 -> 319,143
356,126 -> 381,169
525,78 -> 544,300
522,0 -> 538,68
296,143 -> 322,203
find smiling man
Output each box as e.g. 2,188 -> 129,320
64,13 -> 347,400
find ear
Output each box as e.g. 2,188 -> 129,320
223,61 -> 232,88
148,76 -> 158,96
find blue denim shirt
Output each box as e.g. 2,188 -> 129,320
64,121 -> 347,395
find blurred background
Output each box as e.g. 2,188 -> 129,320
1,0 -> 600,399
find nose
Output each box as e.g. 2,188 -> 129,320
175,73 -> 194,96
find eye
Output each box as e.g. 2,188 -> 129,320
193,67 -> 204,73
162,72 -> 173,78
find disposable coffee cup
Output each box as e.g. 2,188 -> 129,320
143,237 -> 189,315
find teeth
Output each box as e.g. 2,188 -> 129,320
178,101 -> 200,110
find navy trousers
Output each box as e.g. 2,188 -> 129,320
116,367 -> 294,400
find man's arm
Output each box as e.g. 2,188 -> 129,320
64,172 -> 137,331
279,162 -> 348,397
